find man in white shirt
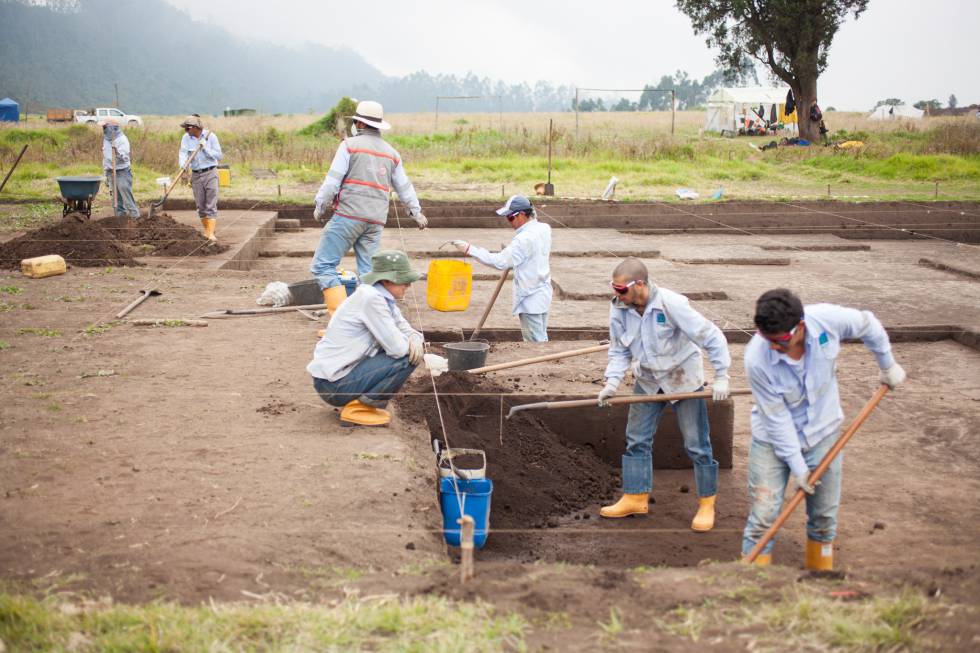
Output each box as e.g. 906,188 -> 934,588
178,115 -> 223,241
742,288 -> 905,568
307,250 -> 424,427
100,118 -> 138,218
596,257 -> 732,531
451,195 -> 552,342
311,101 -> 427,313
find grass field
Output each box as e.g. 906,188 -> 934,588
1,110 -> 979,213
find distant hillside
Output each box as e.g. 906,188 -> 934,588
0,0 -> 385,114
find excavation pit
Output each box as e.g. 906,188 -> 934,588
401,371 -> 741,568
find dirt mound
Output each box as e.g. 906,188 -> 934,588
400,373 -> 619,531
0,213 -> 227,268
0,215 -> 139,268
97,213 -> 228,257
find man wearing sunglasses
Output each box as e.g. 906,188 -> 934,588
451,195 -> 552,342
742,288 -> 905,568
179,115 -> 223,242
598,257 -> 731,532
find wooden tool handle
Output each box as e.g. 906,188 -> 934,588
467,343 -> 610,374
743,384 -> 890,563
470,268 -> 509,340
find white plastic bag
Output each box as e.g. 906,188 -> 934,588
675,188 -> 700,200
256,281 -> 292,307
423,353 -> 449,377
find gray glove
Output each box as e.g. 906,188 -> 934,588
791,474 -> 817,495
408,335 -> 424,366
879,363 -> 906,389
412,211 -> 428,230
597,381 -> 619,407
313,203 -> 327,222
712,376 -> 730,401
451,240 -> 470,255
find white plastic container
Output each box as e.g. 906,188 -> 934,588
155,176 -> 171,187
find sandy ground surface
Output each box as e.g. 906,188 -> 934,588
1,204 -> 979,649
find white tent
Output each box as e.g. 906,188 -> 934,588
704,86 -> 795,133
868,104 -> 924,120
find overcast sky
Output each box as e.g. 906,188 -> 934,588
165,0 -> 977,111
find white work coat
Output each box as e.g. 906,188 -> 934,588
604,286 -> 731,395
467,219 -> 552,315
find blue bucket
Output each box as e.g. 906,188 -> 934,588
339,270 -> 359,297
439,477 -> 493,548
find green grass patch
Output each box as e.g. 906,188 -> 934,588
802,153 -> 980,181
17,327 -> 60,337
0,592 -> 527,652
1,286 -> 24,295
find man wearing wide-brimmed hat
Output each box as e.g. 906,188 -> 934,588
311,100 -> 427,314
178,114 -> 223,241
307,249 -> 425,427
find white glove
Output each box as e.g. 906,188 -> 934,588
790,474 -> 817,495
408,335 -> 424,366
451,240 -> 470,255
879,363 -> 906,389
597,382 -> 619,407
712,376 -> 730,401
313,203 -> 327,222
412,211 -> 428,230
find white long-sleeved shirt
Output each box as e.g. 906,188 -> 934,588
744,303 -> 895,479
604,286 -> 730,396
314,140 -> 421,215
102,133 -> 131,171
466,219 -> 553,315
179,131 -> 223,171
306,282 -> 421,382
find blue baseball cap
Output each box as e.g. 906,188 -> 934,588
495,194 -> 533,216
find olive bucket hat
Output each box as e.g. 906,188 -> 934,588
361,250 -> 421,285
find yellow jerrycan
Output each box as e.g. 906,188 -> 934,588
426,260 -> 472,311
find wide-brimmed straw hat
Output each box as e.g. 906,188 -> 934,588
361,250 -> 420,285
350,100 -> 391,130
180,115 -> 203,129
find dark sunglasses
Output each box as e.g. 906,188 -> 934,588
506,212 -> 522,222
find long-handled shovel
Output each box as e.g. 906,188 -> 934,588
469,268 -> 509,340
116,288 -> 162,319
147,140 -> 205,219
467,341 -> 610,374
111,147 -> 119,217
507,387 -> 752,419
743,384 -> 890,564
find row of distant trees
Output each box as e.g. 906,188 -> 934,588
876,95 -> 962,112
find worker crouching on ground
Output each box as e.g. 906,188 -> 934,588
307,250 -> 424,427
452,195 -> 552,342
742,289 -> 906,568
597,257 -> 731,531
179,115 -> 223,242
311,100 -> 427,314
101,118 -> 139,218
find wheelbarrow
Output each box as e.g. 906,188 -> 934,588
56,176 -> 103,220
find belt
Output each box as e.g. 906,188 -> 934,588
193,166 -> 217,173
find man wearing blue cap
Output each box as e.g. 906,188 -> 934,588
452,195 -> 552,342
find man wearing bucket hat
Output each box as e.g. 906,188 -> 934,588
741,289 -> 905,568
597,257 -> 731,532
451,195 -> 552,342
307,249 -> 425,427
311,100 -> 427,314
178,115 -> 223,242
100,117 -> 139,218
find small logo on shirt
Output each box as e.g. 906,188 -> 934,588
378,166 -> 387,176
819,332 -> 829,345
656,312 -> 666,324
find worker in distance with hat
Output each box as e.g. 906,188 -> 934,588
311,100 -> 428,314
178,114 -> 223,242
100,117 -> 139,218
307,250 -> 425,427
451,195 -> 553,342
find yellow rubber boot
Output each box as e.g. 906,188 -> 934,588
323,285 -> 347,313
339,400 -> 391,427
742,553 -> 772,566
202,218 -> 217,242
691,495 -> 716,532
805,539 -> 834,570
599,493 -> 649,518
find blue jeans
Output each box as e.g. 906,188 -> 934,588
622,384 -> 717,496
518,312 -> 549,342
741,433 -> 843,556
310,215 -> 383,290
312,352 -> 416,409
108,167 -> 139,218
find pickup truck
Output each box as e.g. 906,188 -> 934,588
74,107 -> 143,127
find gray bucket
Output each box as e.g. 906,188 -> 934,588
444,341 -> 489,371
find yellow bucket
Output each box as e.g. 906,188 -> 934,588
426,260 -> 472,312
217,166 -> 231,187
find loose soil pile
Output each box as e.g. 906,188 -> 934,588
0,213 -> 226,268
